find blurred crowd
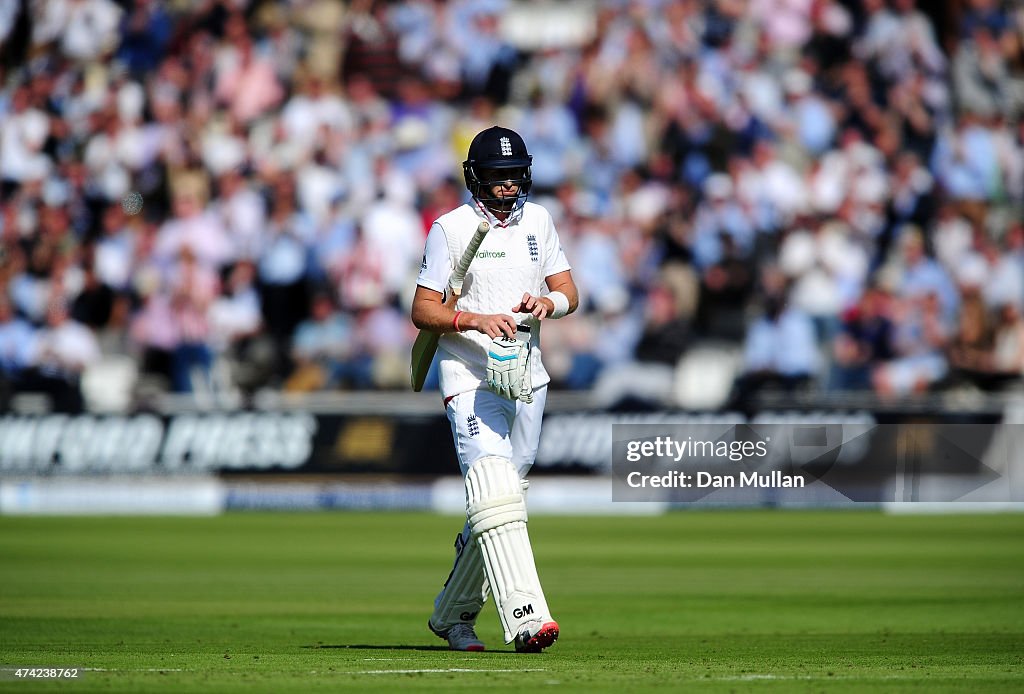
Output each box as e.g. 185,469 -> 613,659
1,0 -> 1023,413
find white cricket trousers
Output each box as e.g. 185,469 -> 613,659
445,385 -> 547,477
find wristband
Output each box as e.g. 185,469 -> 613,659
452,311 -> 464,332
544,291 -> 570,319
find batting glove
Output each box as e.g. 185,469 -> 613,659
486,331 -> 531,402
516,324 -> 533,403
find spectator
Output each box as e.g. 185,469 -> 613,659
257,176 -> 314,380
129,279 -> 176,390
280,72 -> 355,160
94,203 -> 136,291
856,0 -> 946,85
831,285 -> 895,391
781,67 -> 837,157
352,303 -> 412,390
0,85 -> 51,188
359,162 -> 424,298
991,302 -> 1024,378
70,260 -> 115,329
0,1 -> 30,73
732,270 -> 821,405
516,91 -> 579,194
695,232 -> 755,341
155,177 -> 233,270
779,216 -> 866,340
889,225 -> 960,322
286,292 -> 356,392
883,151 -> 936,249
213,167 -> 266,262
208,259 -> 268,392
214,16 -> 285,125
947,287 -> 994,379
932,112 -> 1000,204
9,240 -> 62,325
0,295 -> 35,408
953,26 -> 1018,118
961,0 -> 1010,40
22,299 -> 101,412
33,0 -> 123,63
947,295 -> 1024,392
573,212 -> 630,315
116,0 -> 174,77
874,292 -> 951,396
341,0 -> 404,100
633,281 -> 691,367
691,172 -> 756,271
167,245 -> 218,393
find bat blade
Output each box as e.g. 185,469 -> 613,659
410,220 -> 490,391
410,330 -> 440,392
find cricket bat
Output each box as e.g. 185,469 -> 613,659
410,220 -> 491,391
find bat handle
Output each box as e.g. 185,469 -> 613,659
449,220 -> 490,295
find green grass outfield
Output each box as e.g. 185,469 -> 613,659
1,511 -> 1022,693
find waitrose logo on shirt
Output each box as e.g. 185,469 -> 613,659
477,250 -> 506,259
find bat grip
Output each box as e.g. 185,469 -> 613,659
449,221 -> 489,295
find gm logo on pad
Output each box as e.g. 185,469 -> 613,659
513,604 -> 534,619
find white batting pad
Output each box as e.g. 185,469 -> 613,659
430,524 -> 490,631
466,456 -> 551,643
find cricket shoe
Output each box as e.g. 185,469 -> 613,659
429,620 -> 485,651
514,620 -> 559,653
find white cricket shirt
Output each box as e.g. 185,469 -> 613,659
417,201 -> 571,399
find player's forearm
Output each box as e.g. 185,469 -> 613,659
412,299 -> 516,339
411,298 -> 461,333
543,272 -> 580,317
547,288 -> 579,316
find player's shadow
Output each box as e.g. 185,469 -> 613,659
305,644 -> 516,653
304,644 -> 449,652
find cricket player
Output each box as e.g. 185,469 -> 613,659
411,126 -> 579,652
